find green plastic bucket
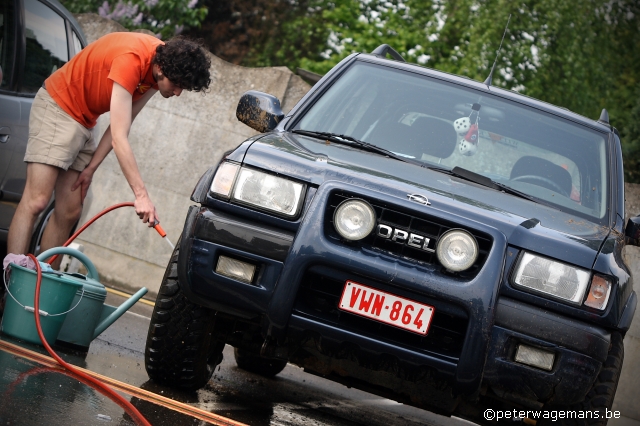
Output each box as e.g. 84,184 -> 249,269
1,263 -> 84,345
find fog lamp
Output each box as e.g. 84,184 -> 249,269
515,344 -> 555,371
333,199 -> 376,241
215,255 -> 256,284
436,229 -> 478,272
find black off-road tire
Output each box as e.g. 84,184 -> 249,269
234,347 -> 287,377
541,332 -> 624,426
145,244 -> 224,391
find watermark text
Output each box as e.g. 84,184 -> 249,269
483,408 -> 621,422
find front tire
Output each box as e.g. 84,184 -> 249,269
234,347 -> 287,377
145,243 -> 224,391
542,332 -> 624,426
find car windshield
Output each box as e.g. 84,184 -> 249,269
296,61 -> 610,223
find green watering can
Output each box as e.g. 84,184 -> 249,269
37,247 -> 148,351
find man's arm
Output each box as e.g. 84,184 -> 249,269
109,82 -> 158,226
71,86 -> 157,205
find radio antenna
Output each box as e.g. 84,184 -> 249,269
484,14 -> 511,87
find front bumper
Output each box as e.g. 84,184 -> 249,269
486,298 -> 609,405
178,181 -> 610,404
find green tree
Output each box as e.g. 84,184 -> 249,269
61,0 -> 207,40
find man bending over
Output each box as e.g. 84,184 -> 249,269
7,33 -> 211,264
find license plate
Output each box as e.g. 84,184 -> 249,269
338,281 -> 435,335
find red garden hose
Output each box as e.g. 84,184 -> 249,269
27,255 -> 152,425
24,202 -> 169,426
45,202 -> 166,265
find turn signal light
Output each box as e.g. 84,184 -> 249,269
210,162 -> 240,198
584,275 -> 611,310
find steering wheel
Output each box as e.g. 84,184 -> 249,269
511,175 -> 570,197
368,101 -> 427,151
379,99 -> 429,124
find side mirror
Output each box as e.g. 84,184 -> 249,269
625,216 -> 640,246
236,90 -> 284,133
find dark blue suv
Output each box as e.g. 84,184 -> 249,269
145,45 -> 638,425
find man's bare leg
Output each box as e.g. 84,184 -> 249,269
7,163 -> 60,255
39,168 -> 83,269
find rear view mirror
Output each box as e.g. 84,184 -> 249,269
236,90 -> 284,133
625,216 -> 640,246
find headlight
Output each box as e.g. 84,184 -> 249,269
334,199 -> 376,241
210,163 -> 304,217
436,229 -> 478,272
512,252 -> 590,304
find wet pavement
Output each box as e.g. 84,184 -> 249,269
0,290 -> 472,426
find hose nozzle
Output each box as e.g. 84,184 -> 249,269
152,222 -> 175,249
153,223 -> 167,238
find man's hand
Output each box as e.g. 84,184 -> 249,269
71,166 -> 95,204
134,193 -> 159,227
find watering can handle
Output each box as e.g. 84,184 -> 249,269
36,247 -> 99,280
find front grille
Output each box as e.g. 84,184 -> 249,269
325,192 -> 492,279
293,269 -> 469,361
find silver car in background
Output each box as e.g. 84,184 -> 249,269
0,0 -> 87,256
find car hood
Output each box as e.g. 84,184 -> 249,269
241,132 -> 611,269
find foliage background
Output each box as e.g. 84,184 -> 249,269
64,0 -> 640,182
61,0 -> 207,40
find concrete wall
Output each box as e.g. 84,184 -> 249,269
73,14 -> 640,422
72,14 -> 310,295
613,183 -> 640,424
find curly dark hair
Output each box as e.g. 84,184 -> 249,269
153,36 -> 211,92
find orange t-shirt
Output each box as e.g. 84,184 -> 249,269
45,32 -> 164,129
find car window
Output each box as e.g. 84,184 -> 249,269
20,0 -> 68,93
297,62 -> 609,223
0,0 -> 16,90
72,30 -> 82,57
431,124 -> 583,203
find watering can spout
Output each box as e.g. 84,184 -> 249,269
93,287 -> 148,339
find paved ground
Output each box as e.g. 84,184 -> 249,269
0,290 -> 473,426
2,289 -> 640,426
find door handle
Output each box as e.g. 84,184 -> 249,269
0,126 -> 10,143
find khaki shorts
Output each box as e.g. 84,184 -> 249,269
24,88 -> 97,171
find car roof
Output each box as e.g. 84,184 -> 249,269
355,53 -> 612,134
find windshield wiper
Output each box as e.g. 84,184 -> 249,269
428,166 -> 539,203
292,129 -> 416,164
